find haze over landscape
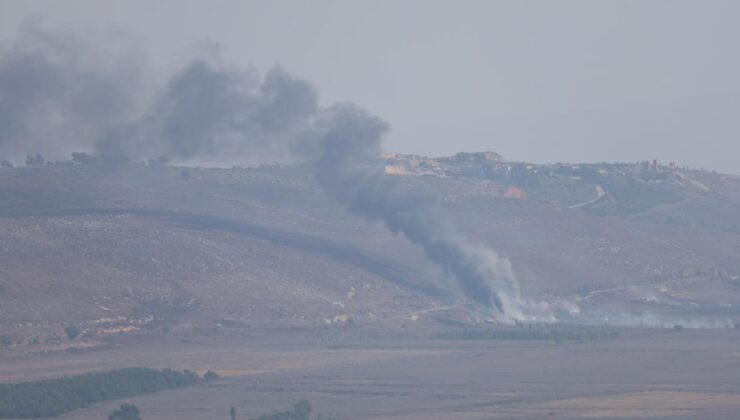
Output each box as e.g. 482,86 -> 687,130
2,0 -> 739,173
1,2 -> 740,419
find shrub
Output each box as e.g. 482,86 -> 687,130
65,325 -> 80,340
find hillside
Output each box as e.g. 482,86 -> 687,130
1,153 -> 740,349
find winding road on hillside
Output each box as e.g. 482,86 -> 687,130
568,185 -> 605,209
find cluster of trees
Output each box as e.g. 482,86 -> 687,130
0,367 -> 216,418
109,403 -> 141,420
25,153 -> 44,166
226,400 -> 339,420
253,400 -> 312,420
432,327 -> 620,343
107,400 -> 341,420
0,152 -> 171,170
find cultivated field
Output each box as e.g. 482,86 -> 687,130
2,326 -> 740,419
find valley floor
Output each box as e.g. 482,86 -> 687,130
2,326 -> 740,419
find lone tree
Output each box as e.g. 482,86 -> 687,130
293,400 -> 311,420
109,403 -> 141,420
64,325 -> 80,340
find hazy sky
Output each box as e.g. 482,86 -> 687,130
1,0 -> 738,173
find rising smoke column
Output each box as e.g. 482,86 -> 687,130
309,105 -> 537,316
107,58 -> 534,316
0,23 -> 538,318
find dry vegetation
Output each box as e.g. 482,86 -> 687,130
1,157 -> 740,418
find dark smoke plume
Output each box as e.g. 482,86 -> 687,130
310,105 -> 520,311
98,59 -> 319,165
0,20 -> 145,163
0,24 -> 546,319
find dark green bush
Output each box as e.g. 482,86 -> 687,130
64,325 -> 80,340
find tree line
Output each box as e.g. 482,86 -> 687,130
0,367 -> 217,418
432,327 -> 620,343
110,400 -> 341,420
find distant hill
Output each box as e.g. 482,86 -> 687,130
1,153 -> 740,349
